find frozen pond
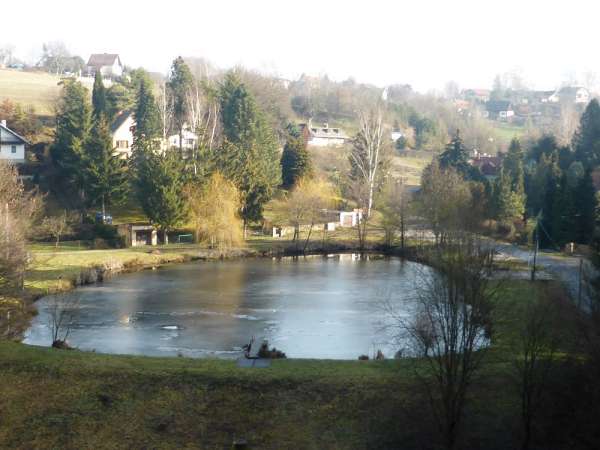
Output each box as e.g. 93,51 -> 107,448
24,254 -> 427,359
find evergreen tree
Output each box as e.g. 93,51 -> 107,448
92,71 -> 107,119
133,76 -> 161,142
134,151 -> 187,244
538,168 -> 562,248
494,168 -> 525,223
573,98 -> 600,168
167,56 -> 194,152
84,115 -> 128,215
574,169 -> 597,244
51,79 -> 91,206
503,138 -> 525,193
551,174 -> 577,246
217,72 -> 281,234
281,125 -> 312,188
439,129 -> 470,176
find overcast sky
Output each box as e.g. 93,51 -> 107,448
4,0 -> 599,92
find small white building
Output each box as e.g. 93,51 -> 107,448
167,129 -> 199,150
391,131 -> 404,142
111,111 -> 135,159
300,121 -> 348,147
0,120 -> 27,163
339,209 -> 363,227
86,53 -> 123,79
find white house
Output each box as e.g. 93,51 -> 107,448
0,120 -> 27,163
548,86 -> 591,104
111,111 -> 135,158
391,130 -> 404,142
300,121 -> 348,147
339,209 -> 363,227
86,53 -> 123,79
167,129 -> 199,150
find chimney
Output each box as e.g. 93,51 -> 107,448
0,119 -> 6,128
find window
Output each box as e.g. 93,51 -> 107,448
184,139 -> 195,145
116,140 -> 129,149
11,145 -> 17,154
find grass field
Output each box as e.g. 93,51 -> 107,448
0,69 -> 94,115
391,154 -> 433,186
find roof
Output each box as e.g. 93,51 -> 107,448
486,100 -> 512,113
87,53 -> 121,68
470,156 -> 502,176
111,111 -> 133,133
0,122 -> 29,145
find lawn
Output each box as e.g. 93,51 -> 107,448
390,154 -> 432,186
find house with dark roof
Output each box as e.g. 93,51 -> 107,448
470,154 -> 503,180
299,120 -> 348,147
485,100 -> 514,121
111,111 -> 134,158
0,119 -> 28,163
86,53 -> 123,79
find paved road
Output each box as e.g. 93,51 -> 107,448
494,241 -> 588,304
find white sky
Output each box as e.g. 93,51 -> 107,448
4,0 -> 600,92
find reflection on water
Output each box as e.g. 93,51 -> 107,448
24,254 -> 428,359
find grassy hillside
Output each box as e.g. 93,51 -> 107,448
0,69 -> 94,115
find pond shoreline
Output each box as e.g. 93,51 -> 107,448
17,241 -> 414,341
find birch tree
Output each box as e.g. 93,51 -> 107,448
349,107 -> 389,217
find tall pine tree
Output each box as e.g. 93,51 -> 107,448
51,79 -> 91,209
84,115 -> 128,216
92,71 -> 107,119
574,169 -> 597,244
217,72 -> 281,235
167,57 -> 194,153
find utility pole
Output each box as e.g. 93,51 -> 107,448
578,258 -> 584,308
531,225 -> 538,282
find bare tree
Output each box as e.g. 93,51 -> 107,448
47,292 -> 80,348
379,178 -> 412,249
0,161 -> 42,293
418,161 -> 471,245
42,210 -> 74,248
272,178 -> 336,253
389,238 -> 498,450
349,106 -> 389,218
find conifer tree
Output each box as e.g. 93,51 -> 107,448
52,79 -> 91,207
281,125 -> 312,188
167,56 -> 194,153
439,129 -> 470,176
503,138 -> 525,193
574,169 -> 597,244
134,151 -> 187,244
573,98 -> 600,168
92,71 -> 107,119
84,115 -> 128,216
493,168 -> 525,224
217,72 -> 281,235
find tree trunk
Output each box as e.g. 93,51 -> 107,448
164,229 -> 169,245
303,223 -> 314,253
101,196 -> 106,218
243,220 -> 247,240
55,235 -> 60,249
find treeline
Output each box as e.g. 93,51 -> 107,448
419,99 -> 600,250
49,57 -> 317,245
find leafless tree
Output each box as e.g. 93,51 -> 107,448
157,81 -> 173,142
388,238 -> 499,450
0,161 -> 42,293
349,106 -> 389,217
47,292 -> 80,348
379,178 -> 412,249
42,210 -> 74,248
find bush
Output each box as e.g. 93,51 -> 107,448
257,341 -> 286,359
